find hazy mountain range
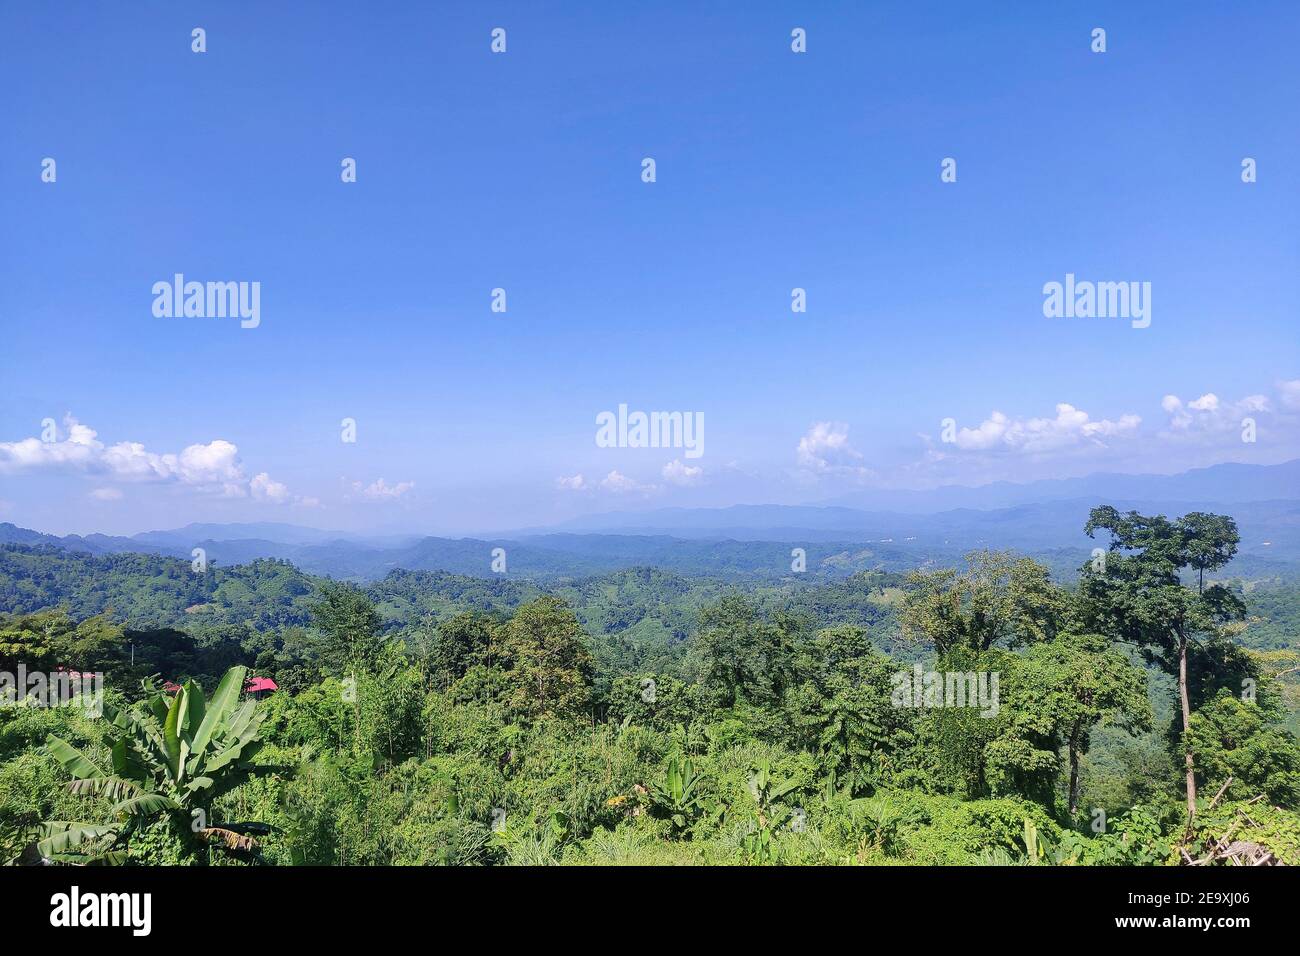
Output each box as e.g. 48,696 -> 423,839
817,458 -> 1300,512
3,460 -> 1297,581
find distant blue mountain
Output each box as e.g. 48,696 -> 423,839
819,458 -> 1300,512
3,459 -> 1297,580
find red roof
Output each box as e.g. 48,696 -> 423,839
162,681 -> 182,693
244,676 -> 278,693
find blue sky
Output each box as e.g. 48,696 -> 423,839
1,1 -> 1297,535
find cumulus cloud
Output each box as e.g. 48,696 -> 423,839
555,473 -> 589,491
89,487 -> 122,501
1161,390 -> 1271,435
661,459 -> 703,486
797,422 -> 860,468
0,417 -> 102,471
101,438 -> 244,489
921,380 -> 1298,479
796,422 -> 873,480
250,472 -> 290,503
356,478 -> 415,500
0,415 -> 296,503
556,471 -> 661,495
599,470 -> 658,495
946,403 -> 1140,453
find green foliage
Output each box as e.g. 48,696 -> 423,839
1186,689 -> 1300,808
5,505 -> 1300,866
311,581 -> 385,675
899,550 -> 1067,656
1192,800 -> 1300,865
39,666 -> 285,863
645,753 -> 704,834
499,597 -> 593,720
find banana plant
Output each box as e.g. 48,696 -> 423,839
976,818 -> 1056,866
736,759 -> 803,863
38,665 -> 287,864
848,795 -> 918,857
1022,817 -> 1051,864
646,753 -> 704,834
745,759 -> 801,831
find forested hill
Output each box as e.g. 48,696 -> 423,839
3,536 -> 1298,667
0,521 -> 971,581
0,543 -> 905,647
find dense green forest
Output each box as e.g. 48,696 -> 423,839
3,506 -> 1299,866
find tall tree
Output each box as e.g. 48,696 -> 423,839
899,550 -> 1067,656
500,597 -> 592,720
310,581 -> 384,675
1020,632 -> 1152,813
428,611 -> 501,686
689,594 -> 804,706
1081,506 -> 1244,826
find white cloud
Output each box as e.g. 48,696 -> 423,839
357,478 -> 415,500
250,472 -> 290,503
89,487 -> 122,501
100,438 -> 244,486
599,470 -> 658,495
797,422 -> 860,468
662,459 -> 703,486
1161,390 -> 1273,435
924,380 -> 1298,480
0,415 -> 295,503
949,403 -> 1140,453
0,416 -> 102,471
555,473 -> 589,491
795,421 -> 875,480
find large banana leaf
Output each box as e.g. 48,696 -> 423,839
176,679 -> 204,771
162,687 -> 184,782
110,738 -> 149,785
218,699 -> 259,751
111,793 -> 180,818
146,693 -> 169,725
121,712 -> 171,777
46,735 -> 107,780
185,665 -> 244,775
203,738 -> 258,775
180,678 -> 205,741
37,821 -> 118,857
67,776 -> 142,799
